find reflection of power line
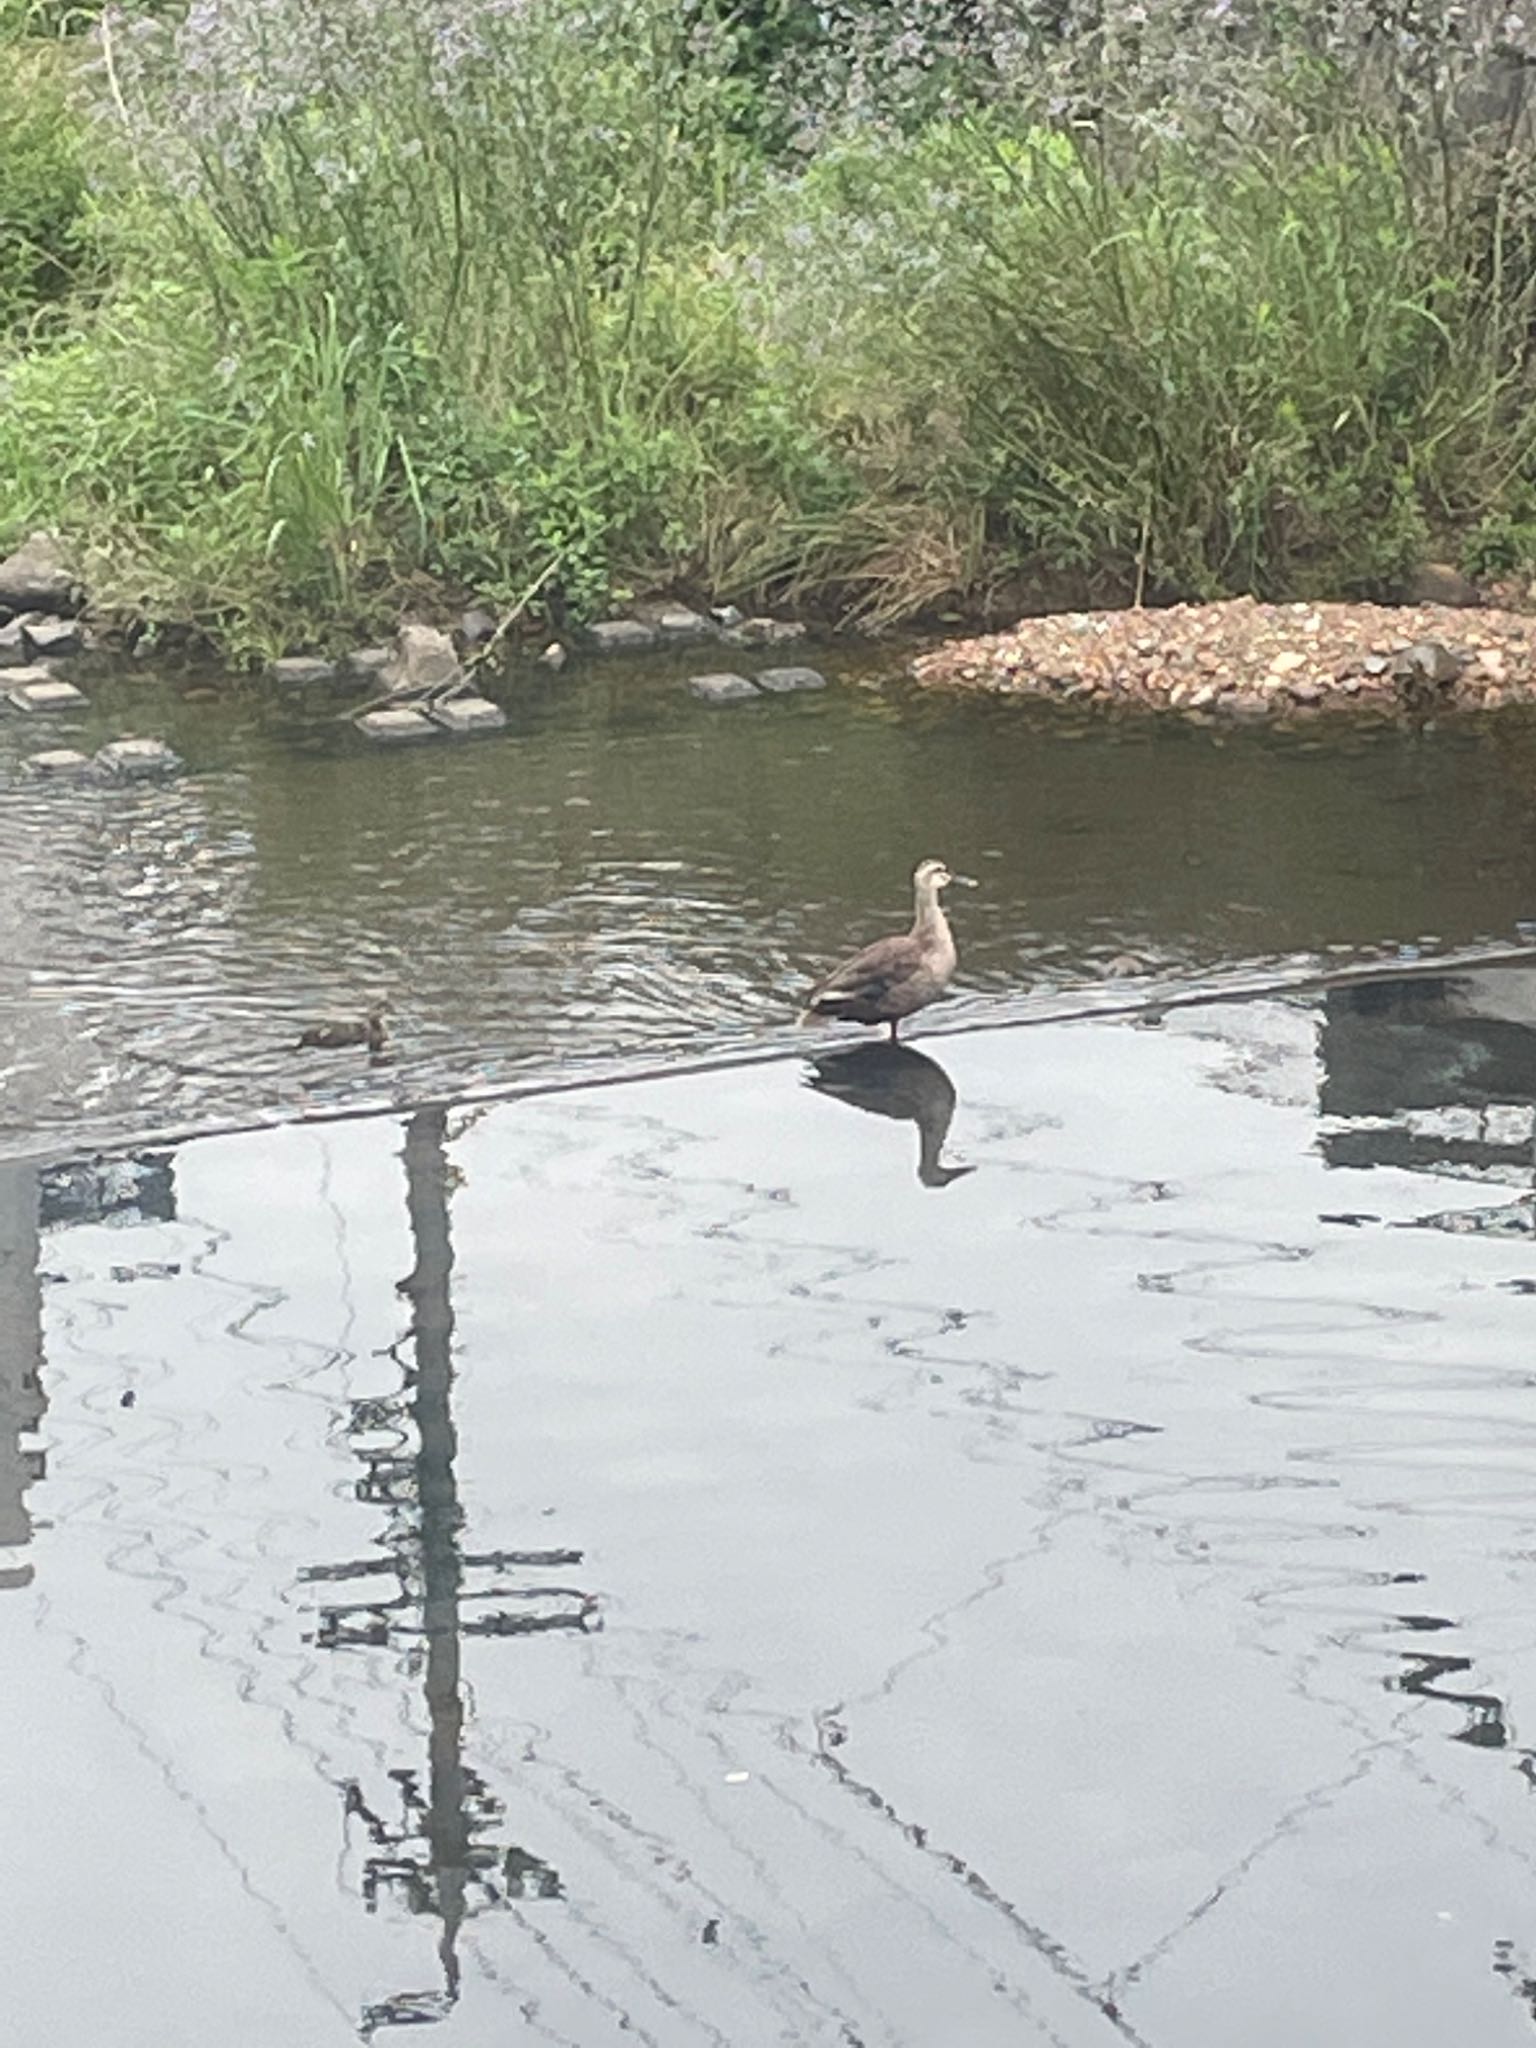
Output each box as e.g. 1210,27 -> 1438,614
299,1106 -> 596,2035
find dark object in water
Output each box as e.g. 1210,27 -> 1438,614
297,1004 -> 388,1054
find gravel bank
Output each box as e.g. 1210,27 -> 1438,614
912,596 -> 1536,719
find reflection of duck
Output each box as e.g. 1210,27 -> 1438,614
808,1043 -> 975,1188
799,859 -> 976,1041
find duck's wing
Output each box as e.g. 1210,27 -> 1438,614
802,933 -> 923,1014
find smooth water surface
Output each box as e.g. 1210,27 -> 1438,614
7,974 -> 1536,2045
5,646 -> 1536,1151
7,650 -> 1536,2046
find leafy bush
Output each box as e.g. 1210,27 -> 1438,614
2,0 -> 1536,648
0,29 -> 91,331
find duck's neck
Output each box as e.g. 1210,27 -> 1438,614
911,877 -> 949,939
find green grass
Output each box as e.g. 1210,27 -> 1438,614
1,0 -> 1534,659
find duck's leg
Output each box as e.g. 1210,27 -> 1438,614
888,1018 -> 900,1043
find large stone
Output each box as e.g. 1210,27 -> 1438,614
95,737 -> 182,777
21,615 -> 83,659
0,532 -> 78,616
586,618 -> 658,655
687,671 -> 760,705
1397,640 -> 1464,688
355,706 -> 439,743
428,694 -> 507,734
6,673 -> 86,712
24,748 -> 92,778
1408,561 -> 1481,608
267,654 -> 337,686
459,606 -> 497,645
753,664 -> 827,695
654,605 -> 712,641
387,622 -> 462,694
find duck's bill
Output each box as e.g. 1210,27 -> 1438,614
950,873 -> 979,887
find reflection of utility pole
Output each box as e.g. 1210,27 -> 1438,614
300,1106 -> 596,2036
0,1161 -> 45,1593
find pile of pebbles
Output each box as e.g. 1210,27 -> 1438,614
912,596 -> 1536,720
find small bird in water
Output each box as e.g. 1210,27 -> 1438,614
297,1002 -> 389,1054
799,858 -> 976,1041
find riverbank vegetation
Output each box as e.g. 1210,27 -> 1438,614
3,0 -> 1536,657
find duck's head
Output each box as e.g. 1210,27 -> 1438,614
914,858 -> 976,892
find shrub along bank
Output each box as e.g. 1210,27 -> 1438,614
1,0 -> 1536,661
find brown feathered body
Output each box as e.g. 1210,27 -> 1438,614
799,860 -> 965,1041
297,1007 -> 388,1053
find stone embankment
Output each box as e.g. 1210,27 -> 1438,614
912,595 -> 1536,720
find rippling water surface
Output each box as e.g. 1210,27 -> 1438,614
6,648 -> 1536,2045
5,645 -> 1536,1149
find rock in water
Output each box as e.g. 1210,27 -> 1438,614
266,655 -> 337,686
95,737 -> 182,777
428,695 -> 507,734
355,707 -> 438,743
687,672 -> 761,705
586,618 -> 657,654
0,533 -> 78,615
7,673 -> 86,712
753,665 -> 827,694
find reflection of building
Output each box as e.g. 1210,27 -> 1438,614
299,1107 -> 595,2036
1320,970 -> 1536,1188
0,1161 -> 45,1592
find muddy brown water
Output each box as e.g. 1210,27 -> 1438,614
6,650 -> 1536,2044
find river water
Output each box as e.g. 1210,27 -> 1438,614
5,649 -> 1536,2045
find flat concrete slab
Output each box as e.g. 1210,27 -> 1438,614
355,707 -> 439,743
94,737 -> 182,777
587,619 -> 658,655
7,675 -> 86,712
428,695 -> 507,734
687,671 -> 761,705
754,665 -> 827,694
267,656 -> 337,686
655,606 -> 713,641
22,616 -> 84,659
24,748 -> 92,778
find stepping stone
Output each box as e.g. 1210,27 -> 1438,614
587,618 -> 658,654
95,737 -> 182,777
7,673 -> 86,712
25,748 -> 92,778
345,645 -> 395,678
754,665 -> 827,694
711,603 -> 745,628
267,655 -> 337,686
22,615 -> 83,659
655,605 -> 712,640
428,694 -> 507,734
687,671 -> 760,705
355,706 -> 438,743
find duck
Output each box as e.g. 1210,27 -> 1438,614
297,1002 -> 389,1054
798,858 -> 976,1041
